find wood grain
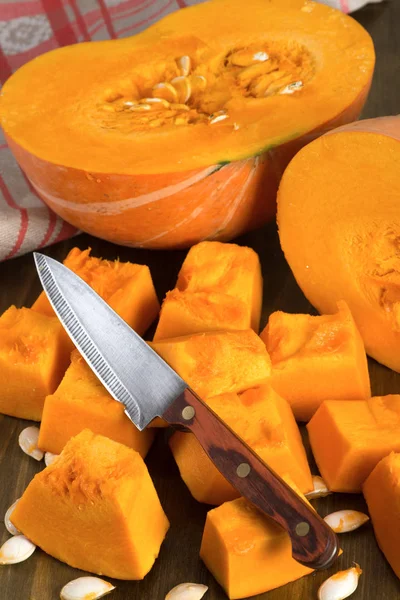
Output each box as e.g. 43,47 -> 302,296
1,2 -> 400,598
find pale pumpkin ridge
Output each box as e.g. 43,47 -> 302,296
27,164 -> 220,214
214,156 -> 259,235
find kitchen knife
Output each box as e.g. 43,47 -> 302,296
34,252 -> 339,570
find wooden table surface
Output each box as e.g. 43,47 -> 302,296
1,2 -> 399,599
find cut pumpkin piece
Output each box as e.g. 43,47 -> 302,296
308,395 -> 400,493
364,452 -> 400,579
176,242 -> 263,332
0,0 -> 374,248
154,241 -> 263,340
278,116 -> 400,372
169,385 -> 312,505
150,330 -> 271,400
32,247 -> 159,335
260,300 -> 371,421
38,350 -> 155,456
0,306 -> 71,420
11,430 -> 169,579
200,475 -> 313,599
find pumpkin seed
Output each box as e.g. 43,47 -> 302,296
44,452 -> 59,467
237,62 -> 276,84
170,103 -> 190,112
152,82 -> 179,103
324,510 -> 369,534
318,565 -> 362,600
165,583 -> 208,600
129,104 -> 151,112
209,111 -> 229,125
171,76 -> 191,104
305,476 -> 331,500
0,535 -> 36,565
177,55 -> 191,77
4,499 -> 21,536
141,97 -> 170,108
18,426 -> 44,461
60,577 -> 115,600
280,80 -> 303,95
191,75 -> 207,94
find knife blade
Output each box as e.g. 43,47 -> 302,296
34,252 -> 339,571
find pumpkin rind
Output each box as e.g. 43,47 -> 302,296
0,0 -> 375,248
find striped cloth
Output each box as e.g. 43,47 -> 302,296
0,0 -> 383,261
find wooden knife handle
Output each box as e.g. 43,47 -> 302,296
162,387 -> 339,570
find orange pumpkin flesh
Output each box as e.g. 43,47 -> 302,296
260,301 -> 371,421
33,247 -> 160,336
278,116 -> 400,371
154,241 -> 263,340
169,385 -> 312,505
308,395 -> 400,493
11,430 -> 170,579
150,330 -> 271,400
0,0 -> 374,248
0,307 -> 71,421
200,475 -> 313,599
364,453 -> 400,580
38,351 -> 155,456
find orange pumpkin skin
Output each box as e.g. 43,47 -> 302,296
278,116 -> 400,371
1,0 -> 374,249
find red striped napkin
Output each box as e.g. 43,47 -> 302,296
0,0 -> 382,261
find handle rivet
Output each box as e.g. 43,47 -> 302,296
295,521 -> 310,537
236,463 -> 251,478
182,406 -> 195,421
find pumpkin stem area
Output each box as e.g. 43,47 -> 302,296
96,40 -> 315,133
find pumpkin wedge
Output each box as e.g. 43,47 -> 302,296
278,116 -> 400,371
200,475 -> 314,599
0,0 -> 374,248
11,430 -> 169,579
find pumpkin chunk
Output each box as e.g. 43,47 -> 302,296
0,306 -> 71,420
38,350 -> 155,455
150,330 -> 271,399
11,430 -> 169,579
308,395 -> 400,492
260,301 -> 371,421
200,475 -> 313,599
277,116 -> 400,372
169,385 -> 312,504
32,247 -> 159,335
154,241 -> 263,340
363,453 -> 400,579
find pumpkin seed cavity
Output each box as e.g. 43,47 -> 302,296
98,41 -> 313,132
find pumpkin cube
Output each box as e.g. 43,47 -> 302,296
200,476 -> 313,599
308,395 -> 400,492
176,241 -> 263,332
260,300 -> 371,421
169,385 -> 313,504
11,429 -> 169,579
38,350 -> 155,456
0,306 -> 71,420
153,290 -> 252,341
32,247 -> 159,335
364,453 -> 400,579
150,330 -> 271,400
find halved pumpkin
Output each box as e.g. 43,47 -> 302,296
0,0 -> 374,248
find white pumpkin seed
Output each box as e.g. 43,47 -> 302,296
18,426 -> 44,461
0,535 -> 36,565
153,82 -> 179,103
280,80 -> 303,95
4,499 -> 20,535
253,51 -> 269,62
318,565 -> 362,600
209,111 -> 229,125
324,510 -> 369,534
166,583 -> 208,600
171,76 -> 191,104
305,476 -> 331,500
60,577 -> 115,600
129,104 -> 151,112
141,97 -> 170,108
44,452 -> 59,467
177,55 -> 191,77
